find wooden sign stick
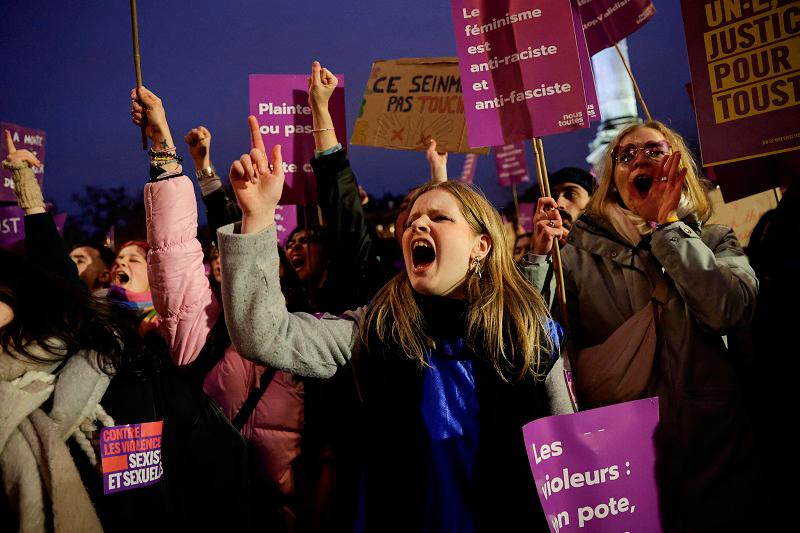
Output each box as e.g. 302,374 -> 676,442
130,0 -> 147,149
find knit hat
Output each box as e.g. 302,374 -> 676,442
549,167 -> 595,194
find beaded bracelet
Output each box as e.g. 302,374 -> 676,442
647,215 -> 680,231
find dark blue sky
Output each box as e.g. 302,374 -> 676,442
0,1 -> 694,218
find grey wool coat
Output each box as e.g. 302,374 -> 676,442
521,213 -> 762,532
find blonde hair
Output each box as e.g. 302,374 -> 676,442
586,121 -> 711,222
362,181 -> 554,382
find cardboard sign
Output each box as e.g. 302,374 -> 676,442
0,122 -> 46,203
249,74 -> 347,204
0,206 -> 65,252
577,0 -> 656,55
494,142 -> 530,186
460,153 -> 479,183
707,186 -> 782,246
100,421 -> 164,494
450,0 -> 594,146
350,58 -> 489,154
681,0 -> 800,166
523,397 -> 661,532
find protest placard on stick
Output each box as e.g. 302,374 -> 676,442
350,58 -> 487,154
450,0 -> 594,147
681,0 -> 800,166
249,74 -> 347,205
576,0 -> 656,55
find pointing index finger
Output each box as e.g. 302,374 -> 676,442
248,115 -> 265,152
4,130 -> 16,154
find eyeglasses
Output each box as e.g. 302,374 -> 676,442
613,141 -> 672,165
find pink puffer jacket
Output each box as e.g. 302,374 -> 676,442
144,175 -> 303,496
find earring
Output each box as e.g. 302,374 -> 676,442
471,257 -> 482,279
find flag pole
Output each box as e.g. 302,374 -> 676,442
130,0 -> 147,149
614,43 -> 652,121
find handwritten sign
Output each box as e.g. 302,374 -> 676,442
707,186 -> 782,246
0,122 -> 46,203
100,421 -> 164,494
451,0 -> 595,146
350,57 -> 489,154
681,0 -> 800,166
249,74 -> 347,204
523,397 -> 660,532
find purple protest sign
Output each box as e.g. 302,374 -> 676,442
523,397 -> 660,532
249,75 -> 346,204
518,202 -> 535,232
494,142 -> 530,186
570,1 -> 600,123
577,0 -> 656,55
275,204 -> 298,246
0,122 -> 46,203
460,153 -> 479,184
0,205 -> 65,252
451,0 -> 592,147
681,0 -> 800,166
100,421 -> 163,495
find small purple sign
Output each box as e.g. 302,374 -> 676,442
460,153 -> 479,184
577,0 -> 656,55
518,202 -> 535,233
249,74 -> 346,205
275,204 -> 298,246
523,397 -> 661,532
100,421 -> 163,495
494,142 -> 530,186
1,122 -> 46,203
0,205 -> 65,252
451,0 -> 592,147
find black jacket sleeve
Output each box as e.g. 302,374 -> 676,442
24,212 -> 83,289
202,187 -> 242,243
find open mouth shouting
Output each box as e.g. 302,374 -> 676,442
113,269 -> 130,286
630,174 -> 656,200
411,239 -> 436,273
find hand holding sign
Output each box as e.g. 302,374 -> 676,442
426,138 -> 448,182
3,130 -> 41,169
531,197 -> 566,255
230,116 -> 284,234
130,86 -> 175,151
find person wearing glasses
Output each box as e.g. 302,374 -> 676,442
524,121 -> 761,531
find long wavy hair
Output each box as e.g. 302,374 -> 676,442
362,181 -> 554,382
586,120 -> 712,222
0,250 -> 157,374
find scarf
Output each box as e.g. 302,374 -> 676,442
602,195 -> 694,246
0,344 -> 113,532
107,285 -> 154,316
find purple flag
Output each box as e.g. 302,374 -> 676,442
1,122 -> 46,203
249,75 -> 346,204
577,0 -> 656,55
523,397 -> 661,532
0,205 -> 65,252
494,142 -> 530,186
460,153 -> 479,184
451,0 -> 593,147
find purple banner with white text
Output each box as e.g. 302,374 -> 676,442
494,142 -> 530,186
275,204 -> 298,246
451,0 -> 593,146
576,0 -> 656,55
0,205 -> 65,253
249,75 -> 346,204
523,397 -> 661,532
1,122 -> 46,203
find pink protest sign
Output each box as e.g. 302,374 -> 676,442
523,397 -> 661,532
100,421 -> 164,494
577,0 -> 656,55
681,0 -> 800,166
249,75 -> 346,204
494,142 -> 530,186
1,122 -> 46,203
570,1 -> 600,123
460,153 -> 479,184
275,204 -> 298,246
450,0 -> 592,147
0,206 -> 65,252
518,202 -> 535,232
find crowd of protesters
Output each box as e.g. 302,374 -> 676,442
1,59 -> 796,532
